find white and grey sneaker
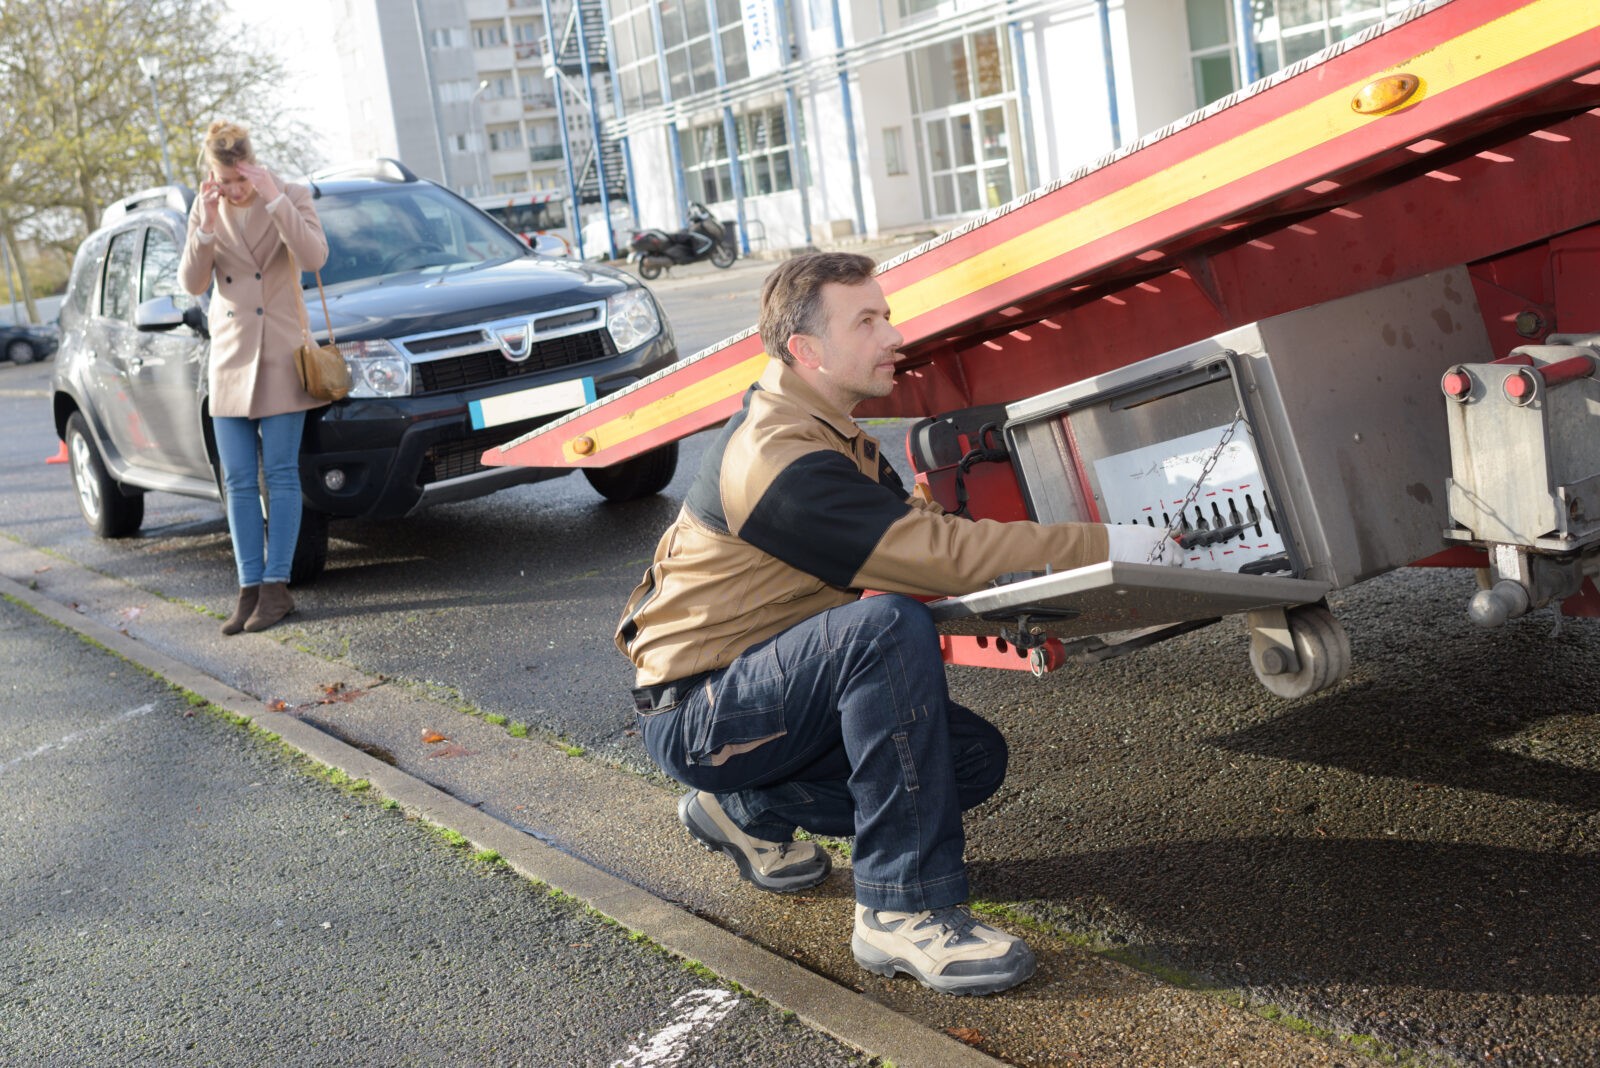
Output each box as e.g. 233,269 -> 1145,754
677,790 -> 831,893
852,903 -> 1037,996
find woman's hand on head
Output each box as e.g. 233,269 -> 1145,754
199,179 -> 222,232
236,161 -> 281,202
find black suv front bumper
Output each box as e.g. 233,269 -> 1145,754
299,332 -> 677,520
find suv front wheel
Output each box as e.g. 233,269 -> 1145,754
582,442 -> 679,502
66,412 -> 145,537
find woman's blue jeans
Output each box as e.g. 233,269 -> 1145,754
639,594 -> 1008,912
213,411 -> 306,587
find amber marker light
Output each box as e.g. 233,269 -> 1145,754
1351,73 -> 1421,115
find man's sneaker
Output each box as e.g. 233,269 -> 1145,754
677,790 -> 831,893
852,903 -> 1037,996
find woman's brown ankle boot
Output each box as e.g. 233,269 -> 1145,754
243,582 -> 295,632
221,586 -> 260,635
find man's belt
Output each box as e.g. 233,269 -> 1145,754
631,672 -> 708,713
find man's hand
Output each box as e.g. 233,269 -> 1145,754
1104,524 -> 1184,567
236,161 -> 281,203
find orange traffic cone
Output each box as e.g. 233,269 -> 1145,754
46,440 -> 68,464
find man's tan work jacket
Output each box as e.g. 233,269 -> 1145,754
617,360 -> 1110,688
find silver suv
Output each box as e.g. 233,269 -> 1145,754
50,160 -> 679,583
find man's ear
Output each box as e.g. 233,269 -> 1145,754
786,333 -> 819,369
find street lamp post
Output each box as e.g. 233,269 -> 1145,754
136,57 -> 175,186
471,80 -> 491,196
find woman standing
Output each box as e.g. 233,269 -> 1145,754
180,120 -> 329,634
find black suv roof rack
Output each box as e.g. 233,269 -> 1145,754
100,185 -> 194,229
309,158 -> 419,185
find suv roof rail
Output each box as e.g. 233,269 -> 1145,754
100,185 -> 194,229
309,158 -> 419,185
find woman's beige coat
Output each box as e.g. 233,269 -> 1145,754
179,180 -> 329,419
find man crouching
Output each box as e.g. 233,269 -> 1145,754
617,252 -> 1179,995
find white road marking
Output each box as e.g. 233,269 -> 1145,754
609,988 -> 741,1068
0,703 -> 159,777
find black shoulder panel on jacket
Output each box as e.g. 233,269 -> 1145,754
684,387 -> 757,534
741,450 -> 910,588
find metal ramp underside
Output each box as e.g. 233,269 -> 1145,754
926,563 -> 1330,641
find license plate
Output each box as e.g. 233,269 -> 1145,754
469,377 -> 596,430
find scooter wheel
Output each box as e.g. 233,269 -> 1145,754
711,244 -> 735,269
638,258 -> 663,281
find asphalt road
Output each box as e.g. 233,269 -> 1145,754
0,594 -> 867,1067
2,255 -> 1597,1066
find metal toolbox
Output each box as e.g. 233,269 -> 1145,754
1003,266 -> 1493,588
927,268 -> 1495,645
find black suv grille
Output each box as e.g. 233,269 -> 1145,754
420,426 -> 531,485
413,330 -> 615,394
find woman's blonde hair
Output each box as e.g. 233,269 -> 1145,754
202,120 -> 255,170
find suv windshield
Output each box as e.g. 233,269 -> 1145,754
314,184 -> 529,286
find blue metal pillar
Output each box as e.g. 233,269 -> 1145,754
1096,0 -> 1122,149
541,0 -> 585,258
707,0 -> 750,254
828,0 -> 868,239
573,2 -> 617,259
773,0 -> 813,245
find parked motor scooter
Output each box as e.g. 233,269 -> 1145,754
629,202 -> 736,279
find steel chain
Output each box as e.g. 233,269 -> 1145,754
1146,409 -> 1245,564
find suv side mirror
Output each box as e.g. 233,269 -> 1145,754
134,295 -> 207,339
134,295 -> 186,332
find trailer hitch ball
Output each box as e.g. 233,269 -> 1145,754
1468,579 -> 1530,628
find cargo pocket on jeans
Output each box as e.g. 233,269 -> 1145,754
685,646 -> 788,767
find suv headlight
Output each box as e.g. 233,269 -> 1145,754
336,338 -> 411,397
606,288 -> 661,352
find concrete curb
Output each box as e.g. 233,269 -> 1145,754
0,571 -> 1004,1068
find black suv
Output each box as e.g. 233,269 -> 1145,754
51,160 -> 679,583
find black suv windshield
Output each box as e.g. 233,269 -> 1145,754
314,184 -> 528,286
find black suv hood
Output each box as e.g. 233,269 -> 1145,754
309,256 -> 633,341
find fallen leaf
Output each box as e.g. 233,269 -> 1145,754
322,681 -> 347,696
422,730 -> 448,744
946,1028 -> 983,1046
267,699 -> 291,712
33,565 -> 50,574
429,742 -> 472,759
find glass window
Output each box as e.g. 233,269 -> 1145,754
100,230 -> 137,321
139,229 -> 188,305
1194,53 -> 1236,105
973,30 -> 1004,97
1186,0 -> 1233,51
316,186 -> 527,287
659,0 -> 685,49
883,127 -> 905,175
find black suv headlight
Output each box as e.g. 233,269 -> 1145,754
606,288 -> 661,352
337,339 -> 412,397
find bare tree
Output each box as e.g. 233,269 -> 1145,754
0,0 -> 326,311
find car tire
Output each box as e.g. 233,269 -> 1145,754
582,442 -> 679,502
66,411 -> 145,538
7,339 -> 37,364
288,507 -> 329,587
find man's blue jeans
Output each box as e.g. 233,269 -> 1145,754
638,594 -> 1007,912
213,411 -> 306,587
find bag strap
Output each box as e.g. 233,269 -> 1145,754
286,248 -> 337,346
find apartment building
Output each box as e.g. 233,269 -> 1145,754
332,0 -> 592,198
333,0 -> 1425,250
